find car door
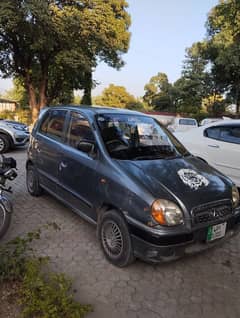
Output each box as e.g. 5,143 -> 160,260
35,109 -> 68,193
57,111 -> 99,222
204,125 -> 240,185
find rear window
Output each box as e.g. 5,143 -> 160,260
179,119 -> 197,126
39,109 -> 67,140
219,126 -> 240,144
204,125 -> 240,144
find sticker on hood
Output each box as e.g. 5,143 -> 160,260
177,169 -> 209,190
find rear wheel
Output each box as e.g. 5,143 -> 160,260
26,165 -> 43,196
98,209 -> 135,267
0,134 -> 10,154
0,203 -> 11,239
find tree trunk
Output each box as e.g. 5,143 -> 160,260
39,65 -> 48,109
28,83 -> 39,123
81,71 -> 92,105
39,78 -> 48,109
236,99 -> 240,115
25,73 -> 38,123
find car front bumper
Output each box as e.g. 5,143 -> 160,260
13,132 -> 29,146
128,213 -> 240,263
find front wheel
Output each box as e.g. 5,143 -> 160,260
98,209 -> 135,267
0,203 -> 11,239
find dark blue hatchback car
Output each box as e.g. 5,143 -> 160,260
27,106 -> 240,267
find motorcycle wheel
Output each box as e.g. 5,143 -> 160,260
0,203 -> 11,239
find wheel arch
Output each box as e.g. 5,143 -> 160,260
0,130 -> 13,146
97,203 -> 127,221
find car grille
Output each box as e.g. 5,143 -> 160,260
191,199 -> 233,226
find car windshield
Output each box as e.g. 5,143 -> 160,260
97,114 -> 189,160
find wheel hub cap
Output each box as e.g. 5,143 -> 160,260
102,221 -> 123,257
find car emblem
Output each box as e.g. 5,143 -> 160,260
177,169 -> 209,190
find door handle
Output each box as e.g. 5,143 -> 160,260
208,144 -> 220,149
59,161 -> 68,171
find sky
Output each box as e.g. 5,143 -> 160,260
0,0 -> 219,98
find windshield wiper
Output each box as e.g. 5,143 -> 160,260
133,153 -> 181,160
133,155 -> 165,160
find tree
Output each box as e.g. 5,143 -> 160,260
0,0 -> 131,121
205,0 -> 240,113
173,41 -> 223,115
95,84 -> 138,108
1,78 -> 28,108
143,73 -> 176,111
202,94 -> 226,116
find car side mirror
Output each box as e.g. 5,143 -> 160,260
77,140 -> 97,157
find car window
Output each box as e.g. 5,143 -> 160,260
67,112 -> 95,149
97,114 -> 189,160
39,109 -> 67,140
204,127 -> 221,139
219,126 -> 240,144
179,119 -> 197,126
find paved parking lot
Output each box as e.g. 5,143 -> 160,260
3,148 -> 240,318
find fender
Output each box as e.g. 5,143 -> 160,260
0,195 -> 13,213
0,129 -> 13,145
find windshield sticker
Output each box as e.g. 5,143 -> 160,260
177,169 -> 209,190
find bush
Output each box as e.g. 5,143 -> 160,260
0,109 -> 32,125
20,258 -> 92,318
0,226 -> 92,318
0,229 -> 41,282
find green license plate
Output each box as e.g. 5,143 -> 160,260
207,222 -> 227,242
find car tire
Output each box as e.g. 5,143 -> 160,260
0,134 -> 10,154
26,165 -> 43,196
98,209 -> 135,267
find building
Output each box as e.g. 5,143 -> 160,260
0,98 -> 18,112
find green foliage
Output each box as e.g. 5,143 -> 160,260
0,109 -> 31,125
209,100 -> 226,116
143,73 -> 176,111
0,110 -> 15,121
173,43 -> 212,115
73,94 -> 83,105
126,100 -> 145,110
20,258 -> 92,318
1,79 -> 28,108
0,229 -> 41,283
205,0 -> 240,113
95,84 -> 138,109
0,224 -> 92,318
0,0 -> 131,120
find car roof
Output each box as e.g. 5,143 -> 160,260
44,105 -> 144,117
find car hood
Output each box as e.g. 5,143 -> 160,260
116,155 -> 233,211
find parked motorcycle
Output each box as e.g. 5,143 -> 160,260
0,155 -> 17,238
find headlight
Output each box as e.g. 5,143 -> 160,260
232,186 -> 239,208
151,199 -> 183,226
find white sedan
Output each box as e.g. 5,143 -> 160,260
175,120 -> 240,187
